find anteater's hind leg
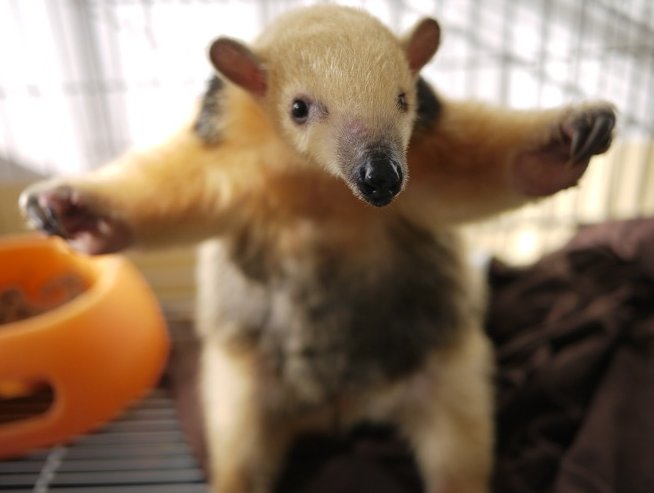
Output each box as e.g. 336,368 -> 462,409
200,338 -> 295,493
372,327 -> 494,493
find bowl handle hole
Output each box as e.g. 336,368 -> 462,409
0,381 -> 55,426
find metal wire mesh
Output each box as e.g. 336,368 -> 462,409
0,390 -> 207,492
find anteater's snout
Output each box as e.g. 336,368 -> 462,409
356,151 -> 404,207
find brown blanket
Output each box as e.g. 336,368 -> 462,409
170,217 -> 654,493
489,217 -> 654,493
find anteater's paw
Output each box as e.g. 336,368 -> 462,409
19,184 -> 132,255
512,102 -> 617,197
562,103 -> 616,164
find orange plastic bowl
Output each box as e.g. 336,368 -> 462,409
0,234 -> 169,458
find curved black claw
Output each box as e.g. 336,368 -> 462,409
570,109 -> 616,163
22,191 -> 67,237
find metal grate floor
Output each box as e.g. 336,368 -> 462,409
0,389 -> 208,492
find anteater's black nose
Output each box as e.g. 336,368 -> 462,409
356,152 -> 404,207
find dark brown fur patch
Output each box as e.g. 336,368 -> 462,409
194,76 -> 225,143
414,77 -> 442,132
332,216 -> 469,382
215,212 -> 471,401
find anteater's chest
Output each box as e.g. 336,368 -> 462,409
197,214 -> 474,400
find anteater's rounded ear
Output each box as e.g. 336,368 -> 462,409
403,18 -> 441,75
209,38 -> 267,96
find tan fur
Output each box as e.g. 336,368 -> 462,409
19,6 -> 616,493
402,101 -> 603,224
255,5 -> 416,160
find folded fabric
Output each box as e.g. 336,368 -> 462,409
489,217 -> 654,493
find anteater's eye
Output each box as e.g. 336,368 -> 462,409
397,92 -> 408,112
291,99 -> 310,124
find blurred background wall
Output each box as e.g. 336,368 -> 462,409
1,0 -> 652,317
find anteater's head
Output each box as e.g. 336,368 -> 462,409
208,5 -> 440,207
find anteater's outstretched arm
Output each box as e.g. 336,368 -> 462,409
402,83 -> 616,224
19,89 -> 276,254
20,130 -> 251,254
